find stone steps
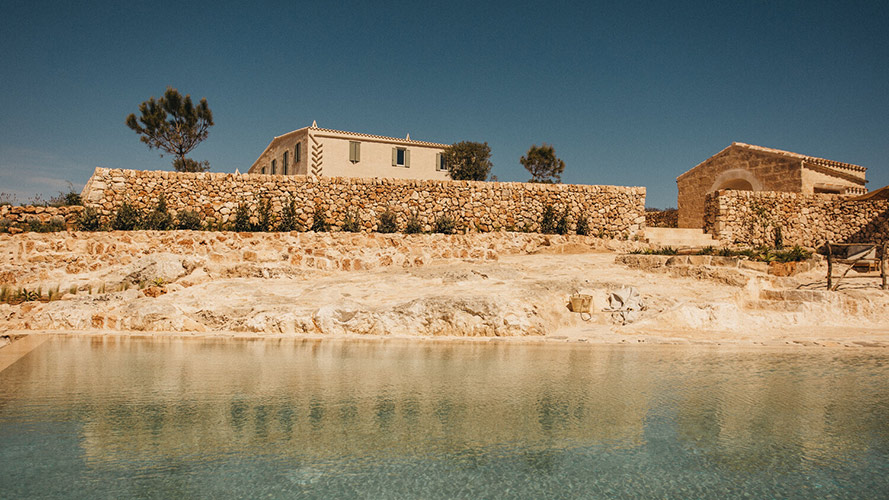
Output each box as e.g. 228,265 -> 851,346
644,227 -> 718,248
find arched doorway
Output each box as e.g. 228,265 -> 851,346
708,169 -> 763,194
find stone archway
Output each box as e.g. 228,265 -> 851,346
708,168 -> 763,193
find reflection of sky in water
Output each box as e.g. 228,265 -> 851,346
1,337 -> 888,498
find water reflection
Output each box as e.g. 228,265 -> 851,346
1,337 -> 888,498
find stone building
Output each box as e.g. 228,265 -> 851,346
248,121 -> 451,181
677,142 -> 868,228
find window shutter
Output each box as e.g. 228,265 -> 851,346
405,149 -> 410,168
295,143 -> 300,162
392,148 -> 397,166
355,142 -> 360,162
435,153 -> 441,171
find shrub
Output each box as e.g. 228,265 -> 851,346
233,203 -> 253,232
25,217 -> 43,232
433,215 -> 456,234
310,205 -> 330,232
341,209 -> 361,233
0,219 -> 11,233
256,198 -> 273,232
405,212 -> 423,234
540,205 -> 557,234
143,195 -> 173,230
377,210 -> 398,233
176,210 -> 203,230
277,197 -> 299,232
774,245 -> 811,263
112,201 -> 141,230
76,207 -> 101,231
555,210 -> 569,235
45,217 -> 66,232
774,226 -> 784,250
49,182 -> 82,207
576,216 -> 590,236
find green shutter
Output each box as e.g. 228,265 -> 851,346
405,149 -> 410,168
392,147 -> 397,166
435,153 -> 441,171
355,142 -> 360,162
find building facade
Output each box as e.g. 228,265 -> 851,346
248,122 -> 451,181
677,142 -> 868,228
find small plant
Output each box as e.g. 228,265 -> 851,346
256,198 -> 273,232
540,205 -> 557,234
433,215 -> 456,234
575,216 -> 590,236
25,217 -> 43,232
45,217 -> 66,232
277,197 -> 299,232
233,203 -> 253,232
774,226 -> 784,250
310,205 -> 330,232
49,182 -> 82,207
774,245 -> 811,263
76,207 -> 102,231
629,247 -> 678,256
151,277 -> 166,287
341,209 -> 361,233
377,210 -> 398,233
0,219 -> 11,233
142,195 -> 173,230
176,210 -> 203,230
69,285 -> 77,295
405,212 -> 423,234
555,210 -> 569,235
0,285 -> 8,302
112,201 -> 141,230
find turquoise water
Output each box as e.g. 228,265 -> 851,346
1,337 -> 888,499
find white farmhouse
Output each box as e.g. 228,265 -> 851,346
248,121 -> 451,180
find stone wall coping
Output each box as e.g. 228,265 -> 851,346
86,167 -> 646,194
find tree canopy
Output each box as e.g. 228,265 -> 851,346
126,87 -> 214,172
521,143 -> 565,183
443,141 -> 493,181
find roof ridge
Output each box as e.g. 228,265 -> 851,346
310,126 -> 450,147
732,142 -> 867,172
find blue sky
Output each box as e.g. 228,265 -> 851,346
1,0 -> 886,208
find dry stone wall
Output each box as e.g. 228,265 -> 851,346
81,168 -> 646,236
703,190 -> 888,247
0,205 -> 84,231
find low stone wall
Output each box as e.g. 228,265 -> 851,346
644,209 -> 678,228
1,230 -> 641,288
703,190 -> 888,247
80,168 -> 646,236
0,205 -> 84,231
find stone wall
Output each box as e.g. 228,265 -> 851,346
703,190 -> 889,247
644,209 -> 678,228
0,205 -> 84,231
81,168 -> 646,236
1,230 -> 642,288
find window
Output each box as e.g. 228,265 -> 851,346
349,141 -> 361,163
295,142 -> 301,162
261,166 -> 266,174
392,147 -> 409,167
436,153 -> 449,171
271,159 -> 277,175
283,151 -> 289,175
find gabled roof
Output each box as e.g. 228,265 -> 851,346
677,142 -> 868,181
849,185 -> 889,201
731,142 -> 867,173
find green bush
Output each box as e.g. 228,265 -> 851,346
540,205 -> 557,234
233,203 -> 253,232
433,215 -> 456,234
76,207 -> 101,231
176,210 -> 203,230
143,195 -> 173,230
45,217 -> 66,232
341,209 -> 361,233
255,198 -> 273,232
377,210 -> 398,233
0,219 -> 11,233
112,202 -> 141,230
555,210 -> 569,235
310,205 -> 330,232
25,217 -> 43,232
277,198 -> 299,232
405,212 -> 423,234
575,216 -> 590,236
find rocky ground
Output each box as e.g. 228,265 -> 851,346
2,231 -> 888,347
